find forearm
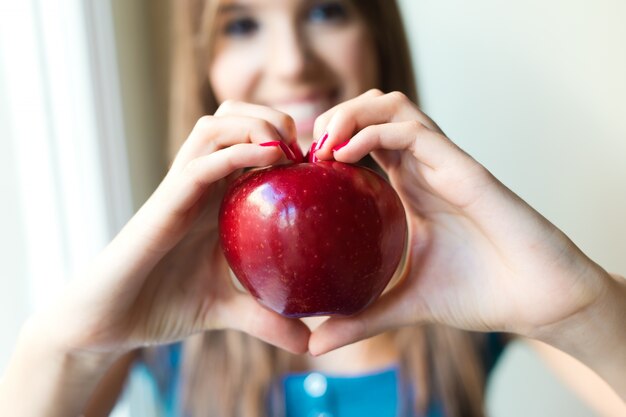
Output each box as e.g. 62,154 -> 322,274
533,271 -> 626,401
0,316 -> 122,417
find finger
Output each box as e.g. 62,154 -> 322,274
217,101 -> 304,161
332,121 -> 496,212
308,278 -> 424,356
215,100 -> 298,145
334,120 -> 466,171
258,141 -> 299,163
163,143 -> 284,225
123,143 -> 284,258
171,115 -> 290,173
228,294 -> 311,354
313,91 -> 442,160
312,88 -> 384,143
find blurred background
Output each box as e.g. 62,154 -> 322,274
1,0 -> 624,416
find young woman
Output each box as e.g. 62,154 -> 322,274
1,1 -> 624,416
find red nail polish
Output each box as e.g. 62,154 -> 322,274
260,141 -> 281,147
280,142 -> 297,162
260,141 -> 297,162
332,140 -> 349,152
309,132 -> 329,163
314,132 -> 329,152
289,142 -> 304,162
307,141 -> 318,163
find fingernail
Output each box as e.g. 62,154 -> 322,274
260,141 -> 281,147
260,141 -> 297,162
308,137 -> 319,162
309,132 -> 330,163
331,140 -> 350,152
289,142 -> 304,162
314,132 -> 329,152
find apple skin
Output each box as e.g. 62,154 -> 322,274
218,161 -> 407,318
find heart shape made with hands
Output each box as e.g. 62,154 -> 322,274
218,139 -> 408,317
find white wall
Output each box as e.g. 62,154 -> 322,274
397,0 -> 626,415
0,63 -> 29,372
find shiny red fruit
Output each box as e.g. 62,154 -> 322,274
218,161 -> 407,318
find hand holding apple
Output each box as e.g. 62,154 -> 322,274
29,102 -> 312,358
307,90 -> 617,368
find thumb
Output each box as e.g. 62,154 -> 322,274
226,294 -> 311,355
308,279 -> 426,356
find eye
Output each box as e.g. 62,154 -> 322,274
307,1 -> 349,23
223,16 -> 259,37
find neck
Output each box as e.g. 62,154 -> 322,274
298,317 -> 399,375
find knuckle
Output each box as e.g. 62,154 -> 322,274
388,91 -> 409,107
215,99 -> 238,115
333,107 -> 353,124
470,162 -> 494,185
408,119 -> 426,132
455,162 -> 496,201
252,118 -> 276,136
226,153 -> 243,173
181,158 -> 204,188
360,123 -> 380,138
278,112 -> 295,129
194,115 -> 214,132
223,145 -> 245,169
366,88 -> 384,97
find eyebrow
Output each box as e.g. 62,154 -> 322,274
218,3 -> 251,14
217,0 -> 321,15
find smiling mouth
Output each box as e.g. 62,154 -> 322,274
270,90 -> 339,135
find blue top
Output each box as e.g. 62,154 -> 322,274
279,366 -> 417,417
131,333 -> 506,417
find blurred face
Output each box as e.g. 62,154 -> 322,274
209,0 -> 379,149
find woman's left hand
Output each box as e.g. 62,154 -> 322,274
308,89 -> 617,356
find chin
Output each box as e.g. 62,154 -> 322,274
296,135 -> 314,152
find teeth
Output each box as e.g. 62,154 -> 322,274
273,100 -> 329,124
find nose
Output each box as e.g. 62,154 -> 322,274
267,22 -> 311,81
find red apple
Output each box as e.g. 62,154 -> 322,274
218,148 -> 407,318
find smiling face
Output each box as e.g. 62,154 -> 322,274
209,0 -> 379,149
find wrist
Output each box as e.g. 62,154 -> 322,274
21,312 -> 124,371
0,316 -> 124,417
531,270 -> 626,399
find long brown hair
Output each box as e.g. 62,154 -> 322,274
159,1 -> 489,416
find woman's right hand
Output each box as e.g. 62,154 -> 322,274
31,101 -> 310,358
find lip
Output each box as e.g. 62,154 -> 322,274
269,90 -> 332,106
268,90 -> 338,134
